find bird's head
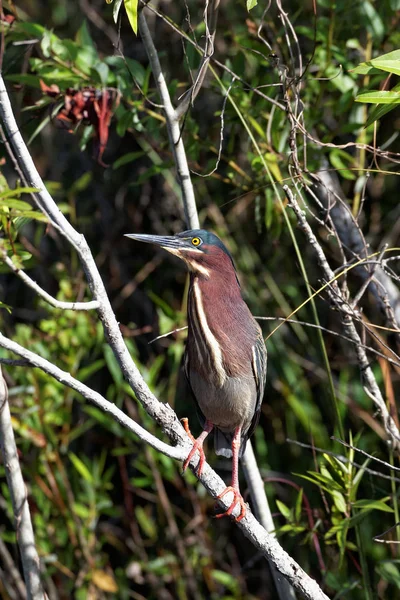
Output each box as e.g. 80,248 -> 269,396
125,229 -> 238,280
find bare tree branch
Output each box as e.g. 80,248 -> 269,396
0,368 -> 45,600
241,444 -> 297,600
0,74 -> 182,445
0,536 -> 27,599
0,333 -> 187,461
0,332 -> 329,599
284,184 -> 400,449
1,251 -> 100,311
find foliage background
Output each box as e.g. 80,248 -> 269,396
1,0 -> 400,598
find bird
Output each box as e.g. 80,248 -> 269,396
125,229 -> 267,521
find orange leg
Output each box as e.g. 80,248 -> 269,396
182,418 -> 213,476
216,426 -> 247,522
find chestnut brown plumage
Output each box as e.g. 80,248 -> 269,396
125,230 -> 267,520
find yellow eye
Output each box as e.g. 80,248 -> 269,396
191,237 -> 202,247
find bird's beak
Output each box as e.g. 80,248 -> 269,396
125,233 -> 188,255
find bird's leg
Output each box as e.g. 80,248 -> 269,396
216,426 -> 247,522
182,418 -> 213,476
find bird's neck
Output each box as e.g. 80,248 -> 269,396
190,267 -> 242,301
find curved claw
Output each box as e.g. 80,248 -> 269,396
181,418 -> 206,476
216,486 -> 247,522
182,442 -> 206,476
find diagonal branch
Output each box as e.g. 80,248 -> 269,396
0,334 -> 329,600
0,74 -> 182,444
0,333 -> 187,461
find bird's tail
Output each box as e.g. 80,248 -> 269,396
214,429 -> 248,458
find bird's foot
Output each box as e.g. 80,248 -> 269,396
216,486 -> 247,522
181,418 -> 206,476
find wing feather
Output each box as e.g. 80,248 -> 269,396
246,331 -> 267,441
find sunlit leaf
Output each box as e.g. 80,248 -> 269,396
247,0 -> 258,10
69,452 -> 94,483
352,499 -> 394,513
92,570 -> 118,593
124,0 -> 138,35
355,90 -> 400,104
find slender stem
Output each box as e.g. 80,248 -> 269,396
242,444 -> 297,600
138,9 -> 199,229
1,251 -> 99,311
175,0 -> 221,119
285,185 -> 400,448
140,14 -> 298,600
0,368 -> 45,599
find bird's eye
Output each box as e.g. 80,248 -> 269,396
191,237 -> 202,247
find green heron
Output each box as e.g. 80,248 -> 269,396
126,229 -> 267,520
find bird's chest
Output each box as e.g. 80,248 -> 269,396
185,279 -> 255,386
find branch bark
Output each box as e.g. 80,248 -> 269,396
0,368 -> 45,600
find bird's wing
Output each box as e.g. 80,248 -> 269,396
246,330 -> 268,441
183,349 -> 207,429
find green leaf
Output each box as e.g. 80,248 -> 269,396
351,63 -> 384,75
113,0 -> 124,23
370,50 -> 400,76
69,452 -> 94,483
332,491 -> 347,514
103,344 -> 123,386
0,199 -> 32,211
355,90 -> 400,104
370,60 -> 400,77
376,562 -> 400,588
135,506 -> 156,539
329,149 -> 356,180
76,20 -> 96,50
93,62 -> 109,86
276,499 -> 292,519
295,488 -> 303,522
15,210 -> 48,223
0,188 -> 38,200
124,0 -> 138,35
247,0 -> 258,11
113,151 -> 144,169
352,499 -> 394,513
211,570 -> 240,594
364,103 -> 398,127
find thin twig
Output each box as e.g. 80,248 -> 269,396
0,537 -> 27,599
287,438 -> 400,484
175,0 -> 221,119
1,252 -> 100,311
284,185 -> 400,449
138,9 -> 199,229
